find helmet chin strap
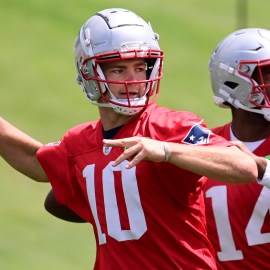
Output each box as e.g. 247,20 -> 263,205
236,101 -> 270,121
108,90 -> 147,105
215,92 -> 270,121
89,95 -> 147,116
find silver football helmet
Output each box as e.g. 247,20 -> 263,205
209,28 -> 270,121
74,8 -> 164,115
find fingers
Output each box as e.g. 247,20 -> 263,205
231,141 -> 251,154
103,137 -> 148,169
103,137 -> 168,168
116,144 -> 144,169
103,137 -> 139,148
231,141 -> 258,160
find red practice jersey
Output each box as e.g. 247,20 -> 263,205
37,104 -> 231,270
204,122 -> 270,269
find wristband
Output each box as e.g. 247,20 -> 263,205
257,155 -> 270,189
163,142 -> 170,162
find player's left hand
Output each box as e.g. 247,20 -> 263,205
103,137 -> 169,169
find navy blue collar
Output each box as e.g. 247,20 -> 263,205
102,125 -> 123,139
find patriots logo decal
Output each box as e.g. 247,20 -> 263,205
182,124 -> 211,145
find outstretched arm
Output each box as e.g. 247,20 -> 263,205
103,137 -> 257,184
0,117 -> 48,182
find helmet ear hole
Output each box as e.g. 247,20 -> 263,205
224,81 -> 239,89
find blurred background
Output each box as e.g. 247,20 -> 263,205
0,0 -> 269,269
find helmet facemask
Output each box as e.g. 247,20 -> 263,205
242,60 -> 270,109
80,49 -> 163,115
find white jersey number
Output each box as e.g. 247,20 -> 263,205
83,161 -> 147,245
206,185 -> 270,261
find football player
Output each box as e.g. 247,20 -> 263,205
204,28 -> 270,269
0,8 -> 257,269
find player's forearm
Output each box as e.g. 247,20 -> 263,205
0,117 -> 48,182
168,143 -> 257,183
103,137 -> 257,183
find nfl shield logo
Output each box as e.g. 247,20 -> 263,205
103,145 -> 112,155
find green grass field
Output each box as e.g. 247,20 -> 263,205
1,0 -> 269,269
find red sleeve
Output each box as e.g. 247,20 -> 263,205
36,139 -> 70,206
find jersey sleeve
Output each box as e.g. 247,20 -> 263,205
36,139 -> 70,206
